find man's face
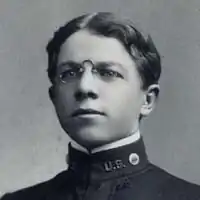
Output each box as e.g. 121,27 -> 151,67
51,29 -> 146,149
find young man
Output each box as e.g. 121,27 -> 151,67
2,12 -> 200,200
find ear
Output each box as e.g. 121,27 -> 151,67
140,84 -> 160,117
48,85 -> 55,103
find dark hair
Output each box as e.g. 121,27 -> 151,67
46,12 -> 161,90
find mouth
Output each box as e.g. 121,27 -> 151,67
71,108 -> 105,117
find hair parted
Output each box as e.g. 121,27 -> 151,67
46,12 -> 161,90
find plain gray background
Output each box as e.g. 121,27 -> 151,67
1,0 -> 200,196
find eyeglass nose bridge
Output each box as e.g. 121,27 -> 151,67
79,59 -> 99,75
81,59 -> 95,69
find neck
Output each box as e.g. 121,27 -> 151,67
71,129 -> 141,154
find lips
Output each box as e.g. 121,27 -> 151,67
71,108 -> 105,117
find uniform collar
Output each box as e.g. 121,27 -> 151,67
67,133 -> 149,183
70,130 -> 141,154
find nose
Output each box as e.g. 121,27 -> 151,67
74,69 -> 98,102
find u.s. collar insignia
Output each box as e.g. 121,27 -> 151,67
104,159 -> 126,172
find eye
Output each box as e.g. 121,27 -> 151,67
98,69 -> 123,78
59,69 -> 81,82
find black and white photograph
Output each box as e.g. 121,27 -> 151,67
1,1 -> 200,199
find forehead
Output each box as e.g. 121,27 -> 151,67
58,30 -> 134,67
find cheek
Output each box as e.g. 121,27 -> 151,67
102,83 -> 143,116
54,86 -> 74,113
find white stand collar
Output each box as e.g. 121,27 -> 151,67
70,130 -> 141,154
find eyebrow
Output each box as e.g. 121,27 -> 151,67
58,60 -> 126,71
58,61 -> 80,68
96,61 -> 125,70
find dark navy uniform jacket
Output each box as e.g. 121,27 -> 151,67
1,137 -> 200,200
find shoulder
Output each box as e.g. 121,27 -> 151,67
1,170 -> 72,200
125,163 -> 200,199
147,164 -> 200,199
